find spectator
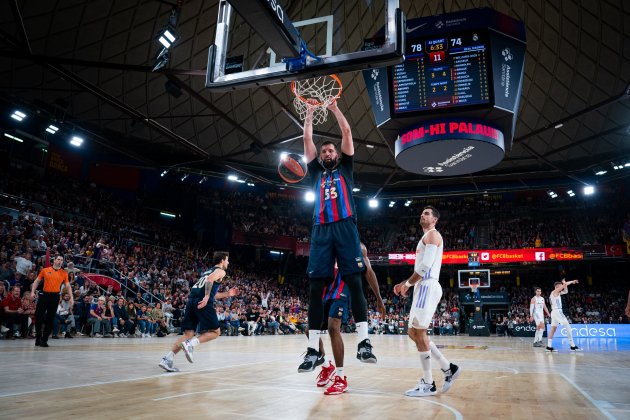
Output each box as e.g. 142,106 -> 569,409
113,297 -> 132,337
21,290 -> 36,338
126,302 -> 138,336
136,304 -> 150,338
88,296 -> 112,338
1,286 -> 27,338
52,294 -> 74,339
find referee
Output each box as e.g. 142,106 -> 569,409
31,255 -> 73,347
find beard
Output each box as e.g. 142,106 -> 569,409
322,158 -> 337,169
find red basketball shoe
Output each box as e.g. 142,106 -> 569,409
316,362 -> 336,387
324,375 -> 348,395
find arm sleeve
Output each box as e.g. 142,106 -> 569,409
414,244 -> 438,277
530,304 -> 535,315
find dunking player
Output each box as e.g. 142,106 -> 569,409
546,279 -> 581,352
159,252 -> 238,372
31,255 -> 73,347
312,243 -> 386,395
298,100 -> 376,372
394,206 -> 461,397
529,287 -> 550,347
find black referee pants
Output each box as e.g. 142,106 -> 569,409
35,292 -> 59,343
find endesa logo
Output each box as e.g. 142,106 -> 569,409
514,325 -> 536,333
547,324 -> 630,338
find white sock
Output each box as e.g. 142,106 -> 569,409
322,359 -> 330,368
420,351 -> 432,383
356,322 -> 368,342
547,337 -> 553,347
429,341 -> 450,370
165,351 -> 175,360
564,326 -> 575,346
336,367 -> 344,377
308,330 -> 321,351
538,330 -> 544,342
189,337 -> 200,347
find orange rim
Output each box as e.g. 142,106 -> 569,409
291,74 -> 343,106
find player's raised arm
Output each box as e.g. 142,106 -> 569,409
328,101 -> 353,156
303,100 -> 317,163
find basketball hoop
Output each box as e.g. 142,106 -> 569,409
469,278 -> 481,300
291,75 -> 342,125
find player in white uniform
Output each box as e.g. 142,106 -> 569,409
394,206 -> 461,397
546,279 -> 580,352
529,287 -> 550,347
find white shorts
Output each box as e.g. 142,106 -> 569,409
533,312 -> 544,325
550,309 -> 568,327
408,279 -> 442,329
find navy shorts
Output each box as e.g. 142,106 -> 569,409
321,299 -> 349,330
307,217 -> 364,278
181,298 -> 220,332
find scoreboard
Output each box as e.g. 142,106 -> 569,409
393,31 -> 491,113
362,8 -> 526,176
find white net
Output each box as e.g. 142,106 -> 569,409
291,75 -> 342,125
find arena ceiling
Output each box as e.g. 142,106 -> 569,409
1,0 -> 629,198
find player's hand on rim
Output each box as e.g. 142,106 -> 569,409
305,98 -> 318,116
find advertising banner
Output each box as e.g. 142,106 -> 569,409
546,324 -> 630,339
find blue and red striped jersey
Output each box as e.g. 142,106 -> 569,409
308,153 -> 356,225
322,270 -> 350,302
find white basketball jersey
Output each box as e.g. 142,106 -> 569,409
533,296 -> 544,314
414,228 -> 443,282
550,291 -> 563,311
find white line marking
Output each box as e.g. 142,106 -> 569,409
154,383 -> 464,419
0,360 -> 267,398
560,373 -> 615,420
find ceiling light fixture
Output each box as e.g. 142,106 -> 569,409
3,133 -> 24,143
10,110 -> 26,121
45,124 -> 59,134
69,136 -> 83,147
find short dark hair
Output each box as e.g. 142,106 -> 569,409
321,141 -> 337,150
212,251 -> 229,265
534,286 -> 541,292
554,281 -> 563,287
423,205 -> 440,219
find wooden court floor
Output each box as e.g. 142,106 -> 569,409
0,334 -> 628,419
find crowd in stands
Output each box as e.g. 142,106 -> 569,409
1,166 -> 629,342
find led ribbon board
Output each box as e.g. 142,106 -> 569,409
395,119 -> 505,175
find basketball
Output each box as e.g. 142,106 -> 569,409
278,153 -> 308,183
